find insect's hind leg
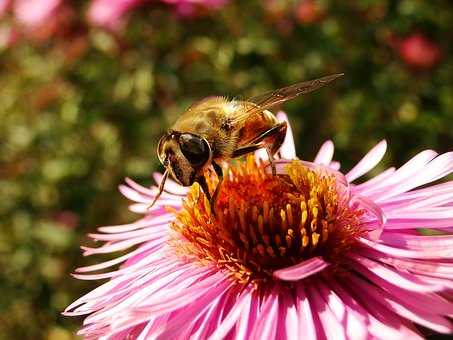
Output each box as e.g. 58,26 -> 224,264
231,121 -> 288,175
268,121 -> 288,155
256,121 -> 288,175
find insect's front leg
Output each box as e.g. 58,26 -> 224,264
197,175 -> 212,207
211,161 -> 224,216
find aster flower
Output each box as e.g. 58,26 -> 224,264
87,0 -> 228,30
65,112 -> 453,339
162,0 -> 228,17
13,0 -> 62,28
87,0 -> 145,31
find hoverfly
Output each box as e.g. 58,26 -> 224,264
149,73 -> 343,214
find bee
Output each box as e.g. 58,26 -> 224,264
149,73 -> 343,214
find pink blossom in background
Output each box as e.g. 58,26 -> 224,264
0,0 -> 10,17
87,0 -> 146,31
398,33 -> 442,70
295,0 -> 324,24
53,210 -> 79,230
87,0 -> 228,29
13,0 -> 61,28
65,112 -> 453,338
162,0 -> 228,16
0,25 -> 19,49
1,0 -> 229,41
162,0 -> 228,8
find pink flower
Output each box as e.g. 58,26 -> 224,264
398,33 -> 442,70
295,0 -> 324,25
13,0 -> 62,28
162,0 -> 228,17
65,112 -> 453,338
0,0 -> 10,17
87,0 -> 146,31
53,210 -> 79,230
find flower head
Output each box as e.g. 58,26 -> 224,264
87,0 -> 145,31
398,33 -> 442,70
65,112 -> 453,339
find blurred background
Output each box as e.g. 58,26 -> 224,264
0,0 -> 452,338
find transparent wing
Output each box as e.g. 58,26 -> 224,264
247,73 -> 343,112
229,73 -> 344,125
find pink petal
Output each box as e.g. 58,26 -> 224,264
98,214 -> 174,233
118,184 -> 181,203
358,150 -> 437,196
350,194 -> 386,240
328,279 -> 416,339
383,214 -> 453,230
88,226 -> 168,241
75,241 -> 161,273
280,292 -> 299,340
84,269 -> 223,324
273,256 -> 329,281
249,293 -> 279,340
350,253 -> 443,292
276,111 -> 296,159
346,140 -> 387,182
124,177 -> 155,196
316,280 -> 368,340
128,200 -> 182,214
328,161 -> 341,170
379,232 -> 453,251
375,152 -> 453,201
296,285 -> 321,340
383,186 -> 453,212
207,289 -> 252,340
234,290 -> 260,340
153,172 -> 187,195
359,236 -> 453,259
365,249 -> 453,279
154,285 -> 231,339
314,140 -> 334,165
133,272 -> 228,315
81,232 -> 166,255
352,251 -> 453,315
349,275 -> 453,334
254,148 -> 268,161
342,277 -> 424,339
306,284 -> 346,340
353,167 -> 396,193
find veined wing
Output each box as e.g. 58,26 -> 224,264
230,73 -> 343,125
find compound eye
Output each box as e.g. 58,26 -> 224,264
157,135 -> 168,165
178,133 -> 210,167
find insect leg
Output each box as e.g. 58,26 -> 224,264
231,122 -> 288,175
248,121 -> 287,147
197,175 -> 212,205
147,168 -> 169,210
266,146 -> 277,175
211,161 -> 224,216
232,144 -> 262,158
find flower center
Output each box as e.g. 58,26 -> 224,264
170,156 -> 365,287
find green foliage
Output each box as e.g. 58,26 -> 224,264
0,1 -> 452,338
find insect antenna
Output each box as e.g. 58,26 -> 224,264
147,168 -> 169,210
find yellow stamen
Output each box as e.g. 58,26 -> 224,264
170,156 -> 365,288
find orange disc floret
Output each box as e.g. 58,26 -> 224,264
171,156 -> 365,288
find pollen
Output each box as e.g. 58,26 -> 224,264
170,156 -> 365,287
